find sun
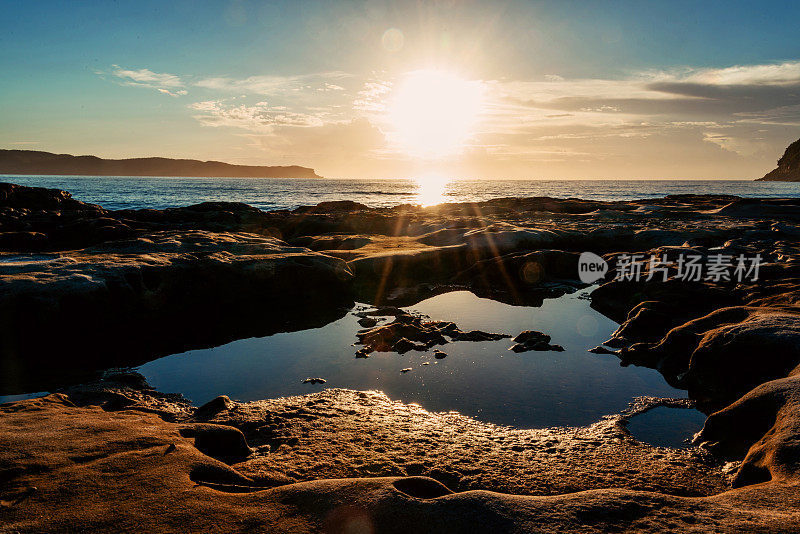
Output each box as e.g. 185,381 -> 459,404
387,69 -> 483,159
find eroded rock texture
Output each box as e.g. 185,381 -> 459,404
0,380 -> 797,533
3,182 -> 800,531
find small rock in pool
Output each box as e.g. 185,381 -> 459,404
358,317 -> 378,328
400,368 -> 412,373
510,330 -> 564,352
433,349 -> 448,359
355,348 -> 372,358
302,377 -> 326,384
510,342 -> 564,353
363,306 -> 409,317
449,330 -> 510,342
513,330 -> 551,344
588,346 -> 619,355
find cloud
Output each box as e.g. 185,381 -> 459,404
474,60 -> 800,164
193,71 -> 351,95
101,65 -> 352,99
157,88 -> 189,97
104,65 -> 188,97
353,80 -> 392,112
194,76 -> 296,94
243,118 -> 384,157
500,61 -> 800,119
735,104 -> 800,127
685,61 -> 800,86
189,100 -> 335,131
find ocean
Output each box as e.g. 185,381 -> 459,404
2,175 -> 799,211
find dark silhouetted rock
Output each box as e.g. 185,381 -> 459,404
302,378 -> 326,384
758,137 -> 800,181
509,330 -> 564,352
449,330 -> 510,342
358,317 -> 378,328
588,346 -> 619,355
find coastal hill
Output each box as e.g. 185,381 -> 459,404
758,137 -> 800,181
0,149 -> 322,179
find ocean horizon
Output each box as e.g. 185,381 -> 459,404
3,175 -> 799,211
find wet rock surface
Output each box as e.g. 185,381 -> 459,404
3,377 -> 799,533
509,330 -> 565,352
3,183 -> 800,530
354,309 -> 510,354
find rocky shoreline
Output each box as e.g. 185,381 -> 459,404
2,182 -> 800,531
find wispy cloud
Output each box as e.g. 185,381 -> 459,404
99,65 -> 355,100
193,71 -> 351,95
189,100 -> 337,131
494,61 -> 800,114
684,61 -> 800,86
100,64 -> 188,96
479,60 -> 800,158
353,80 -> 392,112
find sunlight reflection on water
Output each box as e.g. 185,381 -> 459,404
414,173 -> 451,206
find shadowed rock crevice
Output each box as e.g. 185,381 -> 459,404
393,477 -> 454,499
179,424 -> 253,462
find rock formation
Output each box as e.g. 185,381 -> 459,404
758,137 -> 800,181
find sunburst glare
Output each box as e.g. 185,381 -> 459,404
388,69 -> 483,159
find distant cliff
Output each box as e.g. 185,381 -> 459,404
0,149 -> 322,179
758,138 -> 800,181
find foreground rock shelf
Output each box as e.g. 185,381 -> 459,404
2,182 -> 800,531
0,378 -> 797,533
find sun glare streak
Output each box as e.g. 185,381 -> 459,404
388,69 -> 483,159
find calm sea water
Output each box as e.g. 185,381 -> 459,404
2,175 -> 799,210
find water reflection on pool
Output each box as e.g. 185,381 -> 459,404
626,407 -> 708,448
139,288 -> 688,429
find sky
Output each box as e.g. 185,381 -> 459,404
1,0 -> 800,179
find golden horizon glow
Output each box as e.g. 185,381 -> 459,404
387,69 -> 483,159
